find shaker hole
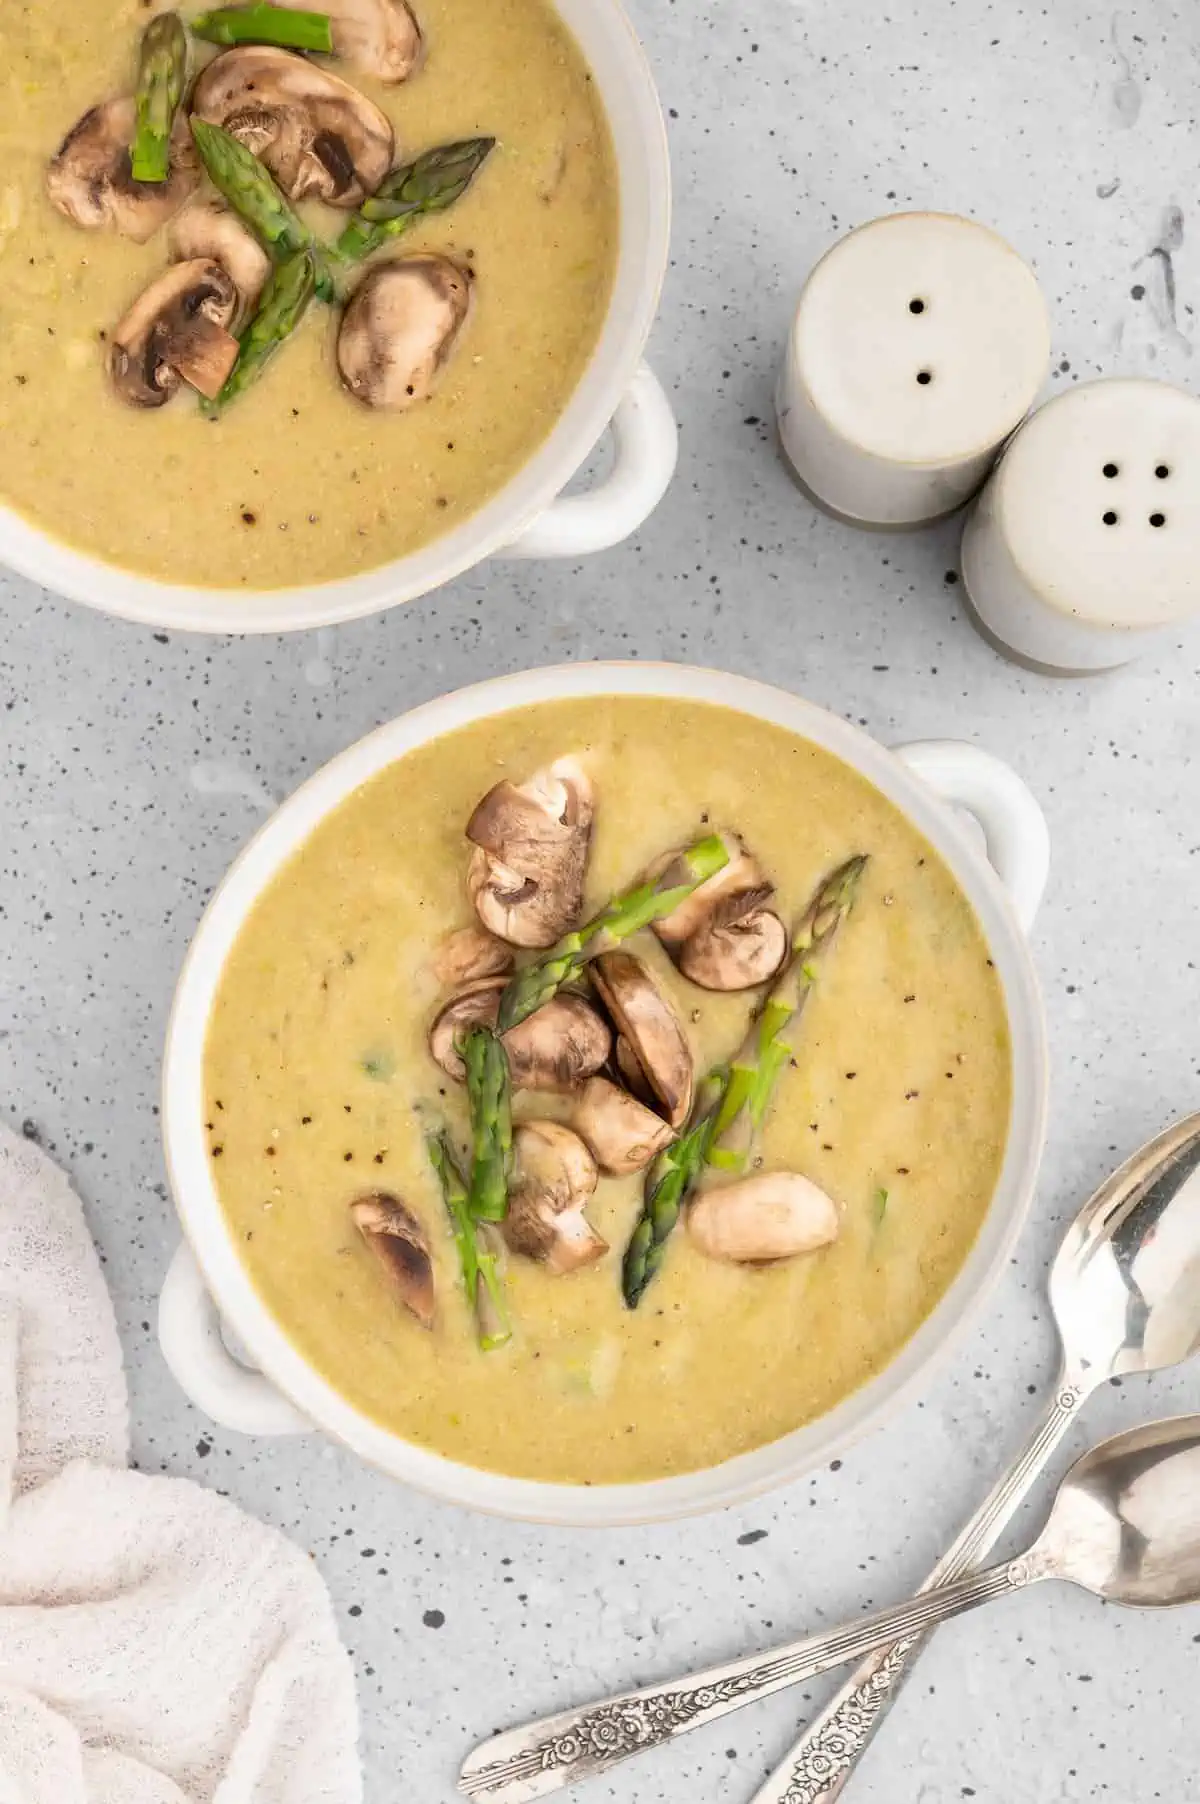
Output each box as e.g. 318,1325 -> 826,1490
1102,511 -> 1119,526
908,298 -> 926,314
1102,463 -> 1119,478
916,369 -> 933,386
1149,512 -> 1166,528
1155,464 -> 1170,479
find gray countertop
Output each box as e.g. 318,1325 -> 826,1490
3,0 -> 1199,1798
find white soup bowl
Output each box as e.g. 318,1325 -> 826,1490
159,661 -> 1050,1525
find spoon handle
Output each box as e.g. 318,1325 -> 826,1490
458,1555 -> 1046,1803
750,1380 -> 1087,1804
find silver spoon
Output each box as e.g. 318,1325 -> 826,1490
459,1112 -> 1200,1803
461,1413 -> 1200,1802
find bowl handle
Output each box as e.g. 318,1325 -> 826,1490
891,740 -> 1050,932
499,362 -> 678,558
158,1242 -> 311,1436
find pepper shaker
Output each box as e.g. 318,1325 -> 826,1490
961,376 -> 1200,672
776,212 -> 1050,528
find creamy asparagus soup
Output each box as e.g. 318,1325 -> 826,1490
1,0 -> 617,588
203,697 -> 1013,1485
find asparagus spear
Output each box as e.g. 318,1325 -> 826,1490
463,1025 -> 512,1225
496,833 -> 731,1034
131,13 -> 188,184
428,1132 -> 511,1351
207,246 -> 317,411
705,853 -> 868,1173
191,3 -> 335,52
189,118 -> 337,301
335,137 -> 496,263
622,1071 -> 724,1310
621,853 -> 868,1308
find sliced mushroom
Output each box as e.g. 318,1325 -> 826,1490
428,979 -> 610,1092
431,925 -> 514,988
590,952 -> 693,1129
109,259 -> 240,407
650,835 -> 786,991
350,1191 -> 435,1326
572,1076 -> 675,1176
687,1173 -> 840,1265
503,1121 -> 606,1274
46,99 -> 199,241
337,256 -> 471,412
192,46 -> 393,209
169,197 -> 271,317
277,0 -> 423,81
678,906 -> 788,991
464,757 -> 593,949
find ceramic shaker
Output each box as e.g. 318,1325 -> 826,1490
776,212 -> 1050,527
962,377 -> 1200,672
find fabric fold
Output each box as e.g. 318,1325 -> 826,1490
0,1124 -> 361,1804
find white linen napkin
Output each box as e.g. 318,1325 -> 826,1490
0,1122 -> 362,1804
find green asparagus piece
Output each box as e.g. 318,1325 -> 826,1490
705,854 -> 868,1173
496,833 -> 731,1034
428,1132 -> 511,1351
463,1025 -> 513,1225
191,3 -> 334,52
622,854 -> 868,1308
622,1070 -> 725,1310
189,118 -> 336,301
207,246 -> 316,411
335,137 -> 496,262
131,13 -> 188,184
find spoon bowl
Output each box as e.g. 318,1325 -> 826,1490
1044,1416 -> 1200,1607
1051,1117 -> 1200,1385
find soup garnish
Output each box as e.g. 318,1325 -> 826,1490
46,14 -> 496,414
347,759 -> 869,1344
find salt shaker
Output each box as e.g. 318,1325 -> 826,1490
776,212 -> 1050,527
961,376 -> 1200,672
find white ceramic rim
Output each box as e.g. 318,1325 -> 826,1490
0,0 -> 670,634
162,661 -> 1048,1525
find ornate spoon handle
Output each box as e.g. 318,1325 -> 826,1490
751,1378 -> 1088,1804
458,1556 -> 1047,1803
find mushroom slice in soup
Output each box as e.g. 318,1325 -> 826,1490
276,0 -> 423,81
590,952 -> 693,1129
678,902 -> 788,991
652,835 -> 787,990
465,757 -> 594,949
337,256 -> 472,412
350,1191 -> 435,1326
46,99 -> 199,241
109,259 -> 240,406
687,1173 -> 840,1264
503,1121 -> 606,1274
572,1076 -> 675,1176
428,979 -> 610,1092
192,46 -> 393,208
431,925 -> 514,988
169,197 -> 271,317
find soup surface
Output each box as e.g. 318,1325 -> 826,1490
0,0 -> 617,587
204,697 -> 1012,1484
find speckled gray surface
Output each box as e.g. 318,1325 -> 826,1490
3,1 -> 1200,1799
